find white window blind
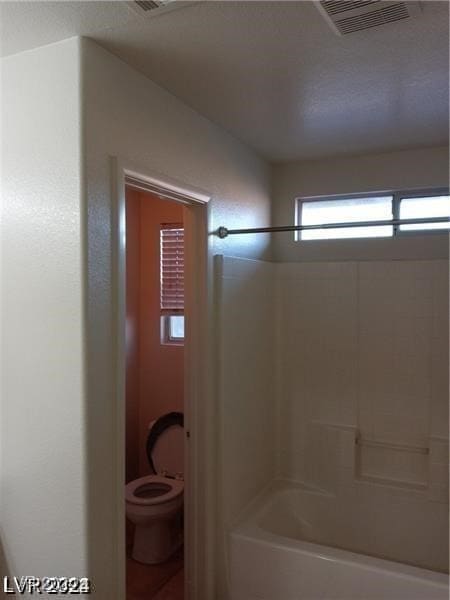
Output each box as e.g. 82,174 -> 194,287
160,224 -> 184,313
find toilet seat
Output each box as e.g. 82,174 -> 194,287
125,413 -> 185,564
126,475 -> 184,506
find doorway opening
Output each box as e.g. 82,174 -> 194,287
114,165 -> 211,600
125,184 -> 185,599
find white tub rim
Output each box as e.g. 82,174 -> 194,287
231,479 -> 449,590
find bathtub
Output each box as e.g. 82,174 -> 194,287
230,481 -> 449,600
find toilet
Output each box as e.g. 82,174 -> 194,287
125,412 -> 184,564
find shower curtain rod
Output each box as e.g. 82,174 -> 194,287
217,216 -> 450,238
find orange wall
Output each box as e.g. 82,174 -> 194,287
125,188 -> 184,481
125,188 -> 141,483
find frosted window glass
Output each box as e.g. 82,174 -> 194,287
169,315 -> 184,340
399,196 -> 450,231
300,196 -> 393,240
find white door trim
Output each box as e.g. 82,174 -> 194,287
111,157 -> 213,600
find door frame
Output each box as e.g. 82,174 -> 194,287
111,157 -> 213,600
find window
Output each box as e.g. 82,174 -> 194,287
161,314 -> 185,343
399,195 -> 450,232
300,195 -> 393,240
160,224 -> 184,344
296,191 -> 450,241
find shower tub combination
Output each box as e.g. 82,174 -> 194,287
230,481 -> 449,600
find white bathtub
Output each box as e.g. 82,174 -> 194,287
230,481 -> 449,600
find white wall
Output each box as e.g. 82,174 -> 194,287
1,38 -> 86,579
0,34 -> 272,597
81,37 -> 272,598
216,256 -> 276,598
272,146 -> 449,262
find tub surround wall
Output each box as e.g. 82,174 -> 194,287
276,259 -> 449,571
217,257 -> 276,523
218,255 -> 449,580
276,260 -> 449,488
216,256 -> 276,597
275,262 -> 358,490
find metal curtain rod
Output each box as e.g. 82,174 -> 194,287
217,216 -> 450,239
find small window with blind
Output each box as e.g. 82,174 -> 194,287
160,224 -> 184,345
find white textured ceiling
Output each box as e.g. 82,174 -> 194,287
2,1 -> 449,162
0,1 -> 139,57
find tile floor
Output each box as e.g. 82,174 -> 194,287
152,569 -> 184,600
126,521 -> 184,600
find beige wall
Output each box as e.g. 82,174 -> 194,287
1,39 -> 86,578
0,34 -> 272,598
82,37 -> 272,598
272,146 -> 449,262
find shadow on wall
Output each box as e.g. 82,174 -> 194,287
0,534 -> 11,580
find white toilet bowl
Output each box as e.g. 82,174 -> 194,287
125,413 -> 185,564
126,475 -> 184,564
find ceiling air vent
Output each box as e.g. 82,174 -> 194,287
316,1 -> 422,35
132,0 -> 178,13
134,0 -> 159,10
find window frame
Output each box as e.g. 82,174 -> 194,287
295,188 -> 450,241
